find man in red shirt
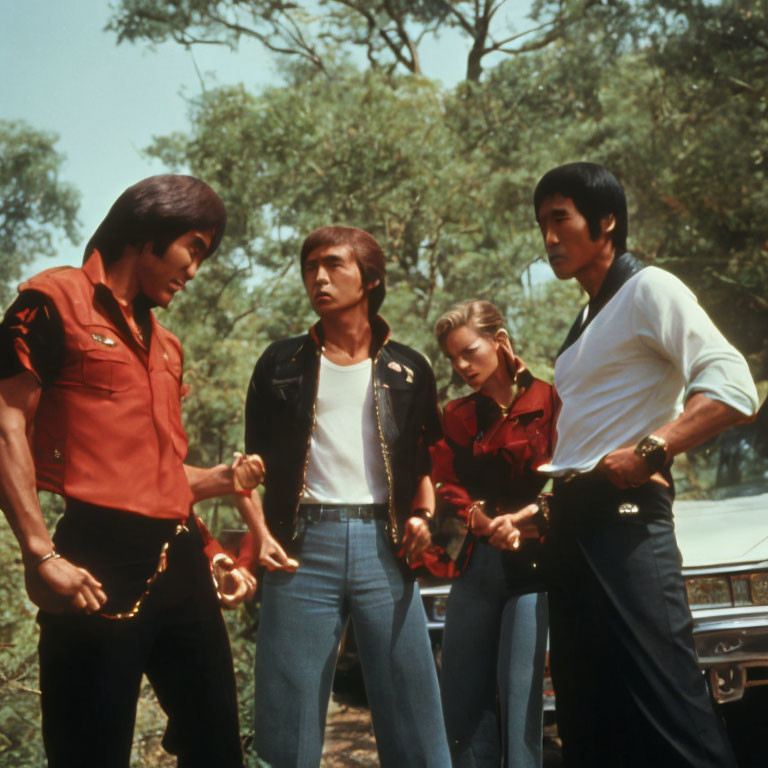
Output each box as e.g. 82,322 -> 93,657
0,175 -> 262,767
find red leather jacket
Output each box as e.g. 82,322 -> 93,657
424,369 -> 555,579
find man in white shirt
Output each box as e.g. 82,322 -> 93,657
244,226 -> 450,767
532,162 -> 759,767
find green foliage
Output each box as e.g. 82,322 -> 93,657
145,0 -> 767,451
148,67 -> 580,387
4,1 -> 768,764
0,120 -> 80,309
0,515 -> 45,767
629,1 -> 768,374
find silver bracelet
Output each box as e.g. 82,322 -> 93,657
37,551 -> 62,567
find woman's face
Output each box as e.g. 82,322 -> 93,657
443,325 -> 500,390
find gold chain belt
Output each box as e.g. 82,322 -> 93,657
98,523 -> 190,621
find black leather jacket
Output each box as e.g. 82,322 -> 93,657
245,316 -> 442,556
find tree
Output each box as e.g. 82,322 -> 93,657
107,0 -> 632,83
112,0 -> 768,433
444,0 -> 768,376
0,121 -> 80,308
629,0 -> 768,377
145,65 -> 581,404
0,123 -> 79,763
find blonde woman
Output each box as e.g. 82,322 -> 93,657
431,300 -> 554,768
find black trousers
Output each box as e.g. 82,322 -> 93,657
38,501 -> 243,768
547,475 -> 737,768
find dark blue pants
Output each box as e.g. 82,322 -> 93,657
38,502 -> 243,768
547,476 -> 737,767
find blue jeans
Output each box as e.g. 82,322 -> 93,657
253,518 -> 451,768
441,541 -> 548,768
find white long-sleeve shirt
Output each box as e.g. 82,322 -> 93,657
539,266 -> 759,477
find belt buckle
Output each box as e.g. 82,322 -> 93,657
618,502 -> 640,517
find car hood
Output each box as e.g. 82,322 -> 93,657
674,492 -> 768,567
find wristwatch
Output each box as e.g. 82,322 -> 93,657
634,434 -> 668,473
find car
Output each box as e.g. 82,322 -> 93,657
672,401 -> 768,708
675,492 -> 768,705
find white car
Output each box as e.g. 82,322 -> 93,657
676,493 -> 768,705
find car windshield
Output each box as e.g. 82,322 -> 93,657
674,400 -> 768,501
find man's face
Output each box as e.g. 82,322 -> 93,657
302,244 -> 369,317
536,194 -> 610,281
137,228 -> 214,308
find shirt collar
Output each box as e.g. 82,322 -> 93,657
83,249 -> 156,351
82,249 -> 111,289
557,251 -> 645,357
473,368 -> 543,421
309,314 -> 391,355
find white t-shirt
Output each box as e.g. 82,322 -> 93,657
539,267 -> 758,477
301,355 -> 389,504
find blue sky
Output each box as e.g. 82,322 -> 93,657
1,0 -> 532,276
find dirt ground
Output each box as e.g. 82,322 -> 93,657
321,693 -> 563,767
321,695 -> 378,767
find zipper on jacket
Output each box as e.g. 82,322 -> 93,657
372,349 -> 398,543
292,345 -> 322,540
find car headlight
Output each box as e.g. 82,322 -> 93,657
686,576 -> 732,608
685,571 -> 768,608
750,572 -> 768,605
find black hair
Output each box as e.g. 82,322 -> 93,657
300,226 -> 386,317
84,175 -> 227,265
533,162 -> 628,254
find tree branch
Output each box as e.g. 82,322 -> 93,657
382,0 -> 420,74
484,17 -> 559,52
436,0 -> 475,36
334,1 -> 418,73
205,10 -> 326,70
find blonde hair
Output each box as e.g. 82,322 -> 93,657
434,300 -> 507,353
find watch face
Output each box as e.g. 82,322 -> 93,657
635,436 -> 668,472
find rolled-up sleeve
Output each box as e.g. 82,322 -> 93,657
633,268 -> 758,416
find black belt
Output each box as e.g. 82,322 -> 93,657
298,503 -> 388,522
551,471 -> 674,525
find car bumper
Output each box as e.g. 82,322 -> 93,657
692,606 -> 768,703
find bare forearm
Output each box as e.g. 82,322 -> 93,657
0,375 -> 51,563
599,392 -> 754,489
184,454 -> 265,502
233,492 -> 270,537
233,490 -> 298,572
184,463 -> 235,502
0,420 -> 52,562
654,393 -> 752,460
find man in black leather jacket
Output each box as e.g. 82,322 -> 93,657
244,226 -> 450,768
